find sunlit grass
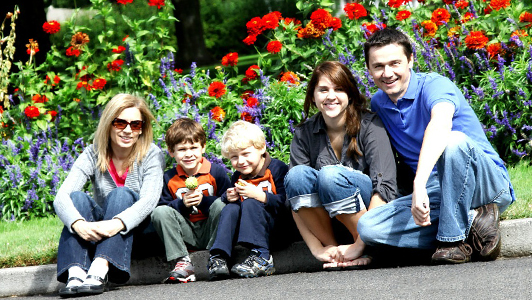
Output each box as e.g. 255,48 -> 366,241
0,216 -> 62,268
501,160 -> 532,220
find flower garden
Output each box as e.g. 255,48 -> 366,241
0,0 -> 531,221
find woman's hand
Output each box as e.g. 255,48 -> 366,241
94,219 -> 126,238
226,187 -> 240,202
71,220 -> 104,242
234,180 -> 266,203
183,190 -> 203,208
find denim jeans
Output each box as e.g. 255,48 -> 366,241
358,132 -> 514,249
285,165 -> 372,218
56,187 -> 139,284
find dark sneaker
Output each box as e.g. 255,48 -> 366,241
431,241 -> 473,264
468,203 -> 501,261
208,255 -> 230,281
165,259 -> 196,283
231,250 -> 275,278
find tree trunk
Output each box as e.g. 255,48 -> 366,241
172,0 -> 215,68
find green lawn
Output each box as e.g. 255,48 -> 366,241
1,160 -> 530,268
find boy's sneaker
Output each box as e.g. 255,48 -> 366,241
231,249 -> 275,278
165,259 -> 196,283
207,255 -> 230,281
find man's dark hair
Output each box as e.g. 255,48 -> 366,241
364,28 -> 413,67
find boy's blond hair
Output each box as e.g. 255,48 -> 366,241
221,121 -> 266,158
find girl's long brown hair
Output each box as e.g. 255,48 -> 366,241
301,61 -> 369,158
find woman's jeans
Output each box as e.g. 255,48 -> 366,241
358,133 -> 514,250
285,165 -> 372,217
56,187 -> 139,284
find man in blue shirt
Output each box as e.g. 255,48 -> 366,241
357,28 -> 515,264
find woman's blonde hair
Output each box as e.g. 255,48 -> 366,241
93,93 -> 155,173
221,120 -> 265,158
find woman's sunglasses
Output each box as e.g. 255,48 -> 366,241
111,118 -> 144,131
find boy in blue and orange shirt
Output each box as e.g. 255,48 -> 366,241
151,118 -> 230,283
207,120 -> 289,280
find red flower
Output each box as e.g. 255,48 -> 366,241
47,110 -> 58,121
455,0 -> 469,9
245,65 -> 260,80
420,20 -> 438,37
283,18 -> 301,26
520,11 -> 532,25
208,81 -> 226,98
175,68 -> 183,74
431,8 -> 451,25
246,17 -> 264,36
112,46 -> 126,53
486,43 -> 504,59
388,0 -> 411,8
76,81 -> 92,91
262,12 -> 281,30
362,23 -> 387,36
344,3 -> 367,20
465,31 -> 489,50
25,106 -> 40,118
461,12 -> 476,23
241,90 -> 254,99
45,75 -> 61,86
266,40 -> 282,54
221,52 -> 239,66
329,17 -> 342,31
246,97 -> 259,107
92,78 -> 107,90
148,0 -> 165,9
210,106 -> 226,122
443,0 -> 456,4
310,9 -> 332,30
43,20 -> 60,34
123,35 -> 129,41
32,94 -> 48,103
241,112 -> 253,122
396,10 -> 412,21
107,59 -> 124,71
26,47 -> 39,55
66,46 -> 81,57
243,35 -> 257,45
280,71 -> 300,85
489,0 -> 510,11
117,0 -> 133,4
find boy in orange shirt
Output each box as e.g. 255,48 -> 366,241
151,118 -> 230,283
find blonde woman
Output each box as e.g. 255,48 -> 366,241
53,94 -> 165,297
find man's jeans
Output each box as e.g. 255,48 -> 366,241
285,165 -> 372,217
358,132 -> 514,249
57,187 -> 139,284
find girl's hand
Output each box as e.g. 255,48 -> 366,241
72,220 -> 104,242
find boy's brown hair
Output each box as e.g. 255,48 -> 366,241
165,118 -> 207,153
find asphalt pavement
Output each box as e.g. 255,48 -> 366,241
1,218 -> 532,298
10,256 -> 532,299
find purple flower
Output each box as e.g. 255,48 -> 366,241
512,149 -> 527,157
205,152 -> 231,175
190,62 -> 197,78
148,93 -> 161,110
159,78 -> 172,99
289,119 -> 295,133
509,35 -> 523,48
527,61 -> 532,82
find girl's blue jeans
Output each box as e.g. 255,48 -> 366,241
284,165 -> 372,217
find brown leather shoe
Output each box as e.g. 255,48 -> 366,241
468,203 -> 501,261
431,241 -> 472,264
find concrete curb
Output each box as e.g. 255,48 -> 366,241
2,218 -> 531,297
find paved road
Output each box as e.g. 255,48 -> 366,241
20,256 -> 532,300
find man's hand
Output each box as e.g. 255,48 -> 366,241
226,187 -> 240,202
234,180 -> 266,203
94,219 -> 126,238
183,190 -> 203,208
411,186 -> 431,226
71,220 -> 104,242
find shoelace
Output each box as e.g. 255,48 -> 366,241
173,261 -> 190,271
